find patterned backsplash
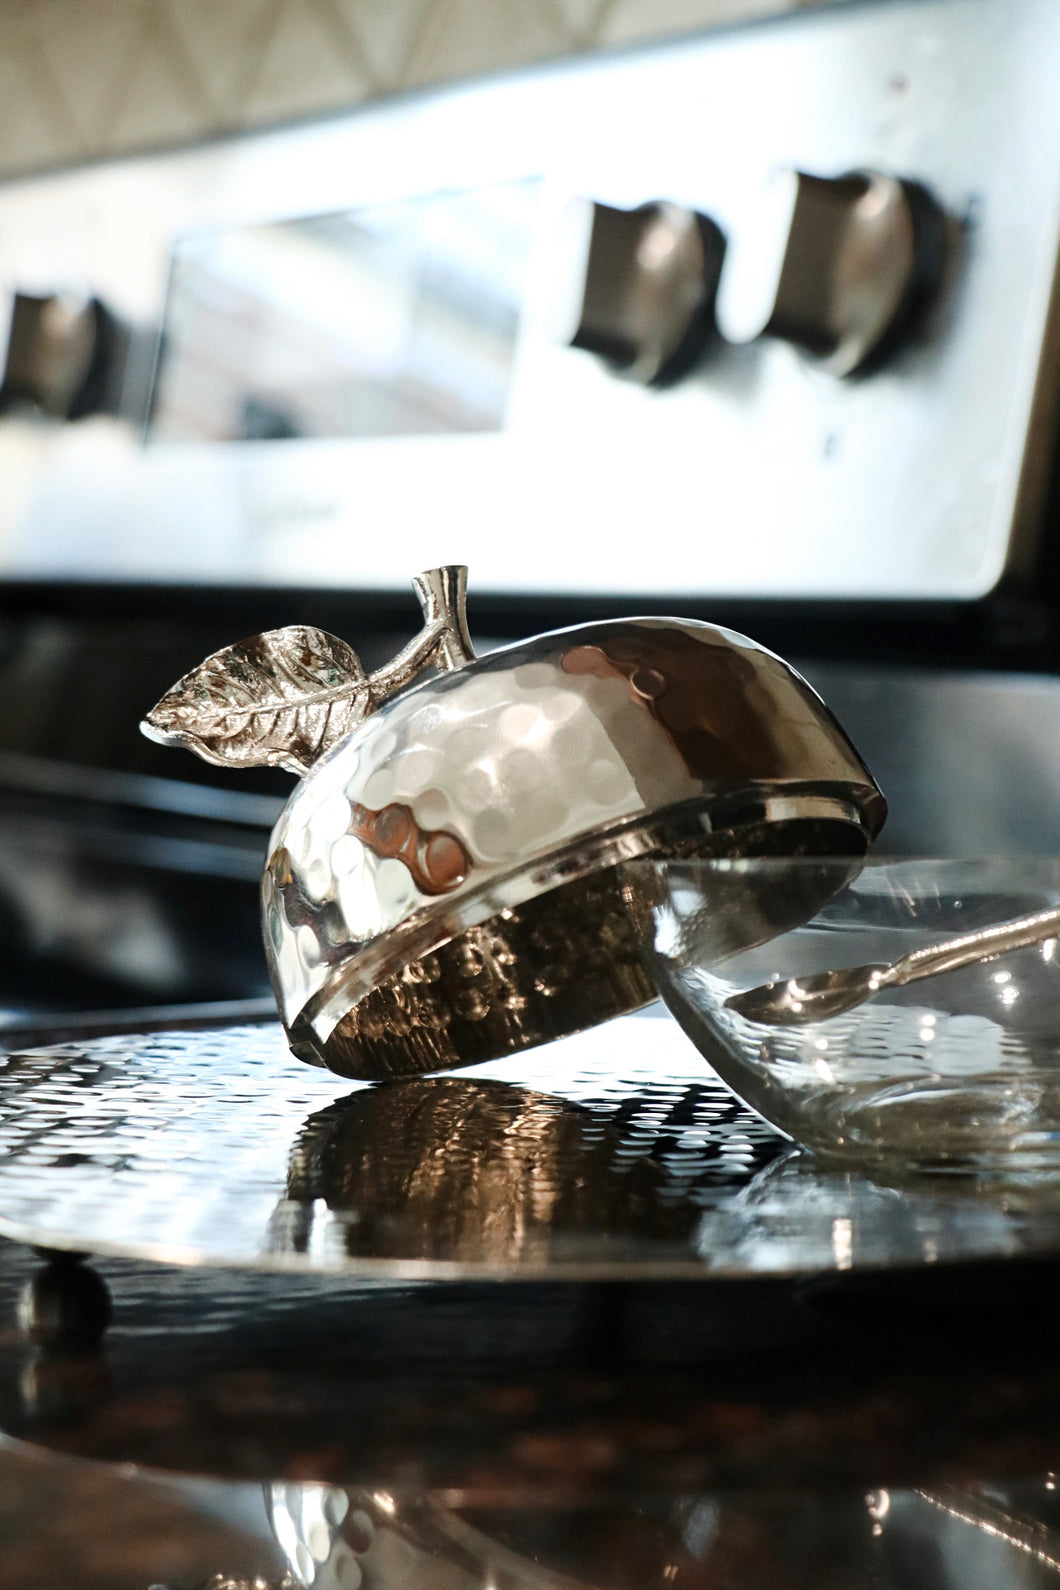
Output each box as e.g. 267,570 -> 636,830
0,0 -> 822,179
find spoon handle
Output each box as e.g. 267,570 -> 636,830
888,903 -> 1060,990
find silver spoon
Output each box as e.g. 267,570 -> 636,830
725,903 -> 1060,1026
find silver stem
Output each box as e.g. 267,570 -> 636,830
412,564 -> 476,671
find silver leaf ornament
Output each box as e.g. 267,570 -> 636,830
140,567 -> 476,776
141,626 -> 371,774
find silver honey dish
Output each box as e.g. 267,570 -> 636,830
143,566 -> 885,1079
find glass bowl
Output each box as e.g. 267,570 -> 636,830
644,857 -> 1060,1175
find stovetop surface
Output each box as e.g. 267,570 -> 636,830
4,1019 -> 1060,1578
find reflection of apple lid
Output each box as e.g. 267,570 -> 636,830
142,566 -> 885,1079
282,1077 -> 701,1264
267,1483 -> 720,1590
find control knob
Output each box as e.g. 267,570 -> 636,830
554,198 -> 725,386
716,168 -> 946,376
0,289 -> 155,421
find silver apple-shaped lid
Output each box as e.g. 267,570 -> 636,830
143,566 -> 885,1078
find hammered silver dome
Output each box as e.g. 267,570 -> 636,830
261,614 -> 885,1077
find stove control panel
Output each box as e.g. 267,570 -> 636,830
2,0 -> 1060,606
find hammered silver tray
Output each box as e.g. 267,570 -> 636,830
2,1013 -> 1060,1281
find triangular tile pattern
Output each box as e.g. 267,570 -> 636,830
334,0 -> 438,88
0,0 -> 827,178
151,0 -> 289,127
401,0 -> 566,88
549,0 -> 624,48
601,0 -> 799,45
102,3 -> 219,154
6,0 -> 134,153
240,0 -> 372,123
0,43 -> 82,173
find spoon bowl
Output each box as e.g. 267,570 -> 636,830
725,962 -> 895,1024
726,902 -> 1060,1026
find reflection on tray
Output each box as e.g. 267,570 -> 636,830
0,1020 -> 795,1275
272,1077 -> 703,1264
260,1479 -> 1060,1590
57,1469 -> 1060,1590
696,1145 -> 1060,1276
5,1015 -> 1060,1279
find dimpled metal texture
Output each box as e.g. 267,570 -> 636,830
0,1018 -> 783,1275
265,619 -> 885,1077
2,1018 -> 1060,1279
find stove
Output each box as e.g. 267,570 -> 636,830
5,1 -> 1060,1583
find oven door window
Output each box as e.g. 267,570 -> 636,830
149,180 -> 539,443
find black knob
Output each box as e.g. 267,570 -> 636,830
0,289 -> 155,420
716,169 -> 946,376
555,199 -> 725,386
